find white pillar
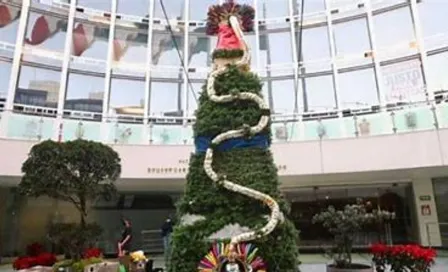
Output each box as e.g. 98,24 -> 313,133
288,0 -> 300,115
53,0 -> 77,141
182,0 -> 190,125
143,0 -> 156,143
365,0 -> 386,110
254,0 -> 260,71
324,0 -> 345,137
0,0 -> 30,138
412,179 -> 442,247
100,0 -> 118,142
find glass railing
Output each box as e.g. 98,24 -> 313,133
1,101 -> 446,145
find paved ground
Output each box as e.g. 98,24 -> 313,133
1,254 -> 447,271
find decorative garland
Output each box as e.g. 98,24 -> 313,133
212,49 -> 245,60
198,242 -> 267,272
203,15 -> 283,254
206,0 -> 255,35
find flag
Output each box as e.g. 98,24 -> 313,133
25,15 -> 65,45
0,4 -> 20,28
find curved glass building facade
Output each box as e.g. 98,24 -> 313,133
0,0 -> 447,144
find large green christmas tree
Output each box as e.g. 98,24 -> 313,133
169,1 -> 299,271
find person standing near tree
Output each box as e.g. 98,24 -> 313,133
161,217 -> 173,266
118,218 -> 133,257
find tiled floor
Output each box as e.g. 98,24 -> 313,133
1,254 -> 447,271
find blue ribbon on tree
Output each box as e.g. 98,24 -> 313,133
195,134 -> 270,153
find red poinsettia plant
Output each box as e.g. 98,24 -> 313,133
371,243 -> 436,272
13,242 -> 57,270
83,247 -> 103,259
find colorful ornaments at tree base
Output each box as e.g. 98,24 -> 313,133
198,243 -> 267,272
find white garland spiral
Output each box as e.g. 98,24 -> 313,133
203,16 -> 283,251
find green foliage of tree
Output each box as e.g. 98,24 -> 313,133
19,139 -> 121,227
169,66 -> 299,272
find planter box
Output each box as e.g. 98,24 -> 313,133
327,264 -> 373,272
84,261 -> 119,272
18,266 -> 53,272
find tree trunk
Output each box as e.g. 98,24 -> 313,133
80,196 -> 87,229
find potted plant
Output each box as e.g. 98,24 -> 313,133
12,242 -> 57,272
371,244 -> 436,272
312,199 -> 395,272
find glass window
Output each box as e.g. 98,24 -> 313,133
296,0 -> 325,14
0,62 -> 12,96
301,26 -> 331,72
65,73 -> 104,113
381,59 -> 425,103
186,82 -> 203,116
373,7 -> 415,49
259,32 -> 293,76
154,0 -> 184,19
0,3 -> 21,44
432,178 -> 448,247
418,0 -> 448,37
426,52 -> 448,94
333,18 -> 370,57
304,75 -> 336,112
258,0 -> 289,19
338,68 -> 379,109
71,21 -> 110,60
109,79 -> 145,115
24,12 -> 67,52
190,0 -> 218,21
117,0 -> 149,17
271,79 -> 296,114
16,66 -> 61,108
188,33 -> 212,68
77,0 -> 110,11
113,25 -> 148,64
151,30 -> 184,68
150,82 -> 182,115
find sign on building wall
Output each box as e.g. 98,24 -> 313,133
382,60 -> 426,103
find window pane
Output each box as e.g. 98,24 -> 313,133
338,68 -> 378,109
426,52 -> 448,95
188,31 -> 212,79
259,32 -> 293,76
301,26 -> 331,72
258,0 -> 289,20
113,23 -> 148,76
16,66 -> 61,108
110,79 -> 145,115
373,8 -> 415,49
190,0 -> 217,21
150,82 -> 182,115
333,18 -> 372,67
151,25 -> 184,78
297,0 -> 325,14
24,12 -> 67,52
418,0 -> 448,37
154,0 -> 184,19
71,21 -> 109,60
271,79 -> 296,114
117,0 -> 149,16
381,59 -> 425,103
66,73 -> 104,113
304,75 -> 335,112
0,62 -> 12,96
0,3 -> 21,44
186,82 -> 203,116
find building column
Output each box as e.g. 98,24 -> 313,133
53,0 -> 77,141
324,0 -> 345,137
0,0 -> 30,138
365,0 -> 386,110
412,179 -> 442,247
253,0 -> 260,71
143,0 -> 156,143
182,0 -> 190,125
100,0 -> 118,142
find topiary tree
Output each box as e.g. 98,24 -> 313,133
169,1 -> 299,271
18,139 -> 121,258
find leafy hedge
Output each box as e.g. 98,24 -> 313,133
169,66 -> 299,271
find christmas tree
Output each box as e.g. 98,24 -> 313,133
169,1 -> 299,271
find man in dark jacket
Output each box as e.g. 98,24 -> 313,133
161,218 -> 173,266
